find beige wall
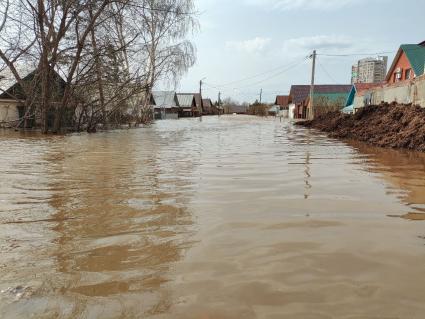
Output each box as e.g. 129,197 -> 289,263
0,100 -> 20,127
369,75 -> 425,108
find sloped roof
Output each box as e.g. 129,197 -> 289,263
386,44 -> 425,81
151,91 -> 178,108
274,95 -> 290,106
202,98 -> 213,108
0,69 -> 66,100
193,93 -> 202,108
402,44 -> 425,77
290,85 -> 352,104
354,83 -> 383,93
177,93 -> 195,107
313,92 -> 350,102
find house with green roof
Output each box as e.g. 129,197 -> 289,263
386,44 -> 425,83
306,88 -> 351,119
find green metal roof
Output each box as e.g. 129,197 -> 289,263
312,92 -> 350,107
401,44 -> 425,77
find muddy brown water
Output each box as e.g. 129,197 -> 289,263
1,116 -> 425,319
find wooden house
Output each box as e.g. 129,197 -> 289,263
150,91 -> 180,120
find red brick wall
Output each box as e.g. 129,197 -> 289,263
389,52 -> 414,83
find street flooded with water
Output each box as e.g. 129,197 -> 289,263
1,115 -> 425,319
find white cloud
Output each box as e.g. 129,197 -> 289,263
283,35 -> 353,51
246,0 -> 377,11
226,37 -> 272,53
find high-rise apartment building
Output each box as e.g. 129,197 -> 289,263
351,56 -> 388,84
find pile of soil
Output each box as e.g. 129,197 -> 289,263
297,103 -> 425,152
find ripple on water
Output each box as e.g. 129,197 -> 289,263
1,117 -> 425,318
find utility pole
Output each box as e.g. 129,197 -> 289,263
199,78 -> 205,117
218,91 -> 221,116
259,88 -> 263,104
309,50 -> 317,120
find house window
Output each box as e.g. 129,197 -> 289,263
405,68 -> 412,80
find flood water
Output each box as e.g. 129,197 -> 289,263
1,116 -> 425,319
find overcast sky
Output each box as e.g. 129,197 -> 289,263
175,0 -> 425,103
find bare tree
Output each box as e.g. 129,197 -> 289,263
0,0 -> 198,133
133,0 -> 197,123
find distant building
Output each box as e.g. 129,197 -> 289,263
343,83 -> 383,114
351,57 -> 388,84
289,84 -> 352,119
274,95 -> 290,109
177,93 -> 197,117
193,93 -> 203,116
211,103 -> 224,115
274,95 -> 291,117
150,91 -> 180,120
225,104 -> 247,114
202,98 -> 213,115
0,69 -> 66,128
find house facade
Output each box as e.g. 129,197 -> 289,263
202,98 -> 213,115
210,104 -> 224,115
274,95 -> 291,117
289,85 -> 351,119
193,93 -> 203,116
343,83 -> 383,114
306,91 -> 351,119
177,94 -> 196,117
351,41 -> 425,109
0,69 -> 66,128
0,99 -> 22,127
151,91 -> 180,120
274,95 -> 290,109
351,57 -> 388,84
386,44 -> 425,84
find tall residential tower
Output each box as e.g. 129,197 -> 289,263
351,56 -> 388,84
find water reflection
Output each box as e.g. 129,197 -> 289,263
0,129 -> 196,318
350,141 -> 425,218
1,117 -> 425,319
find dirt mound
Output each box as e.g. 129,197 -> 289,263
297,103 -> 425,152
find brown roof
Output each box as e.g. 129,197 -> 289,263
193,93 -> 202,108
274,95 -> 290,106
354,83 -> 383,93
202,98 -> 213,108
289,85 -> 352,104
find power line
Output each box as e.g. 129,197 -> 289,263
202,83 -> 287,98
318,46 -> 425,58
318,61 -> 338,84
317,51 -> 395,57
205,56 -> 309,92
206,55 -> 311,89
236,57 -> 309,89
